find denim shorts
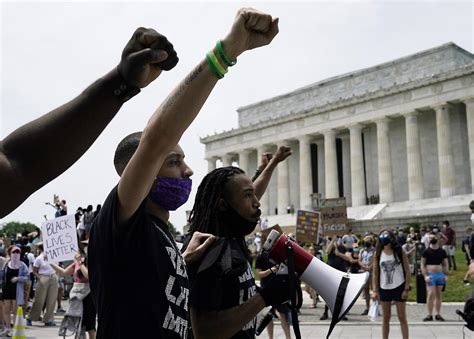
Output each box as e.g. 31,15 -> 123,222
427,272 -> 446,287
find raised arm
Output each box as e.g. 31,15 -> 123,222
0,27 -> 175,218
117,8 -> 279,225
253,145 -> 292,200
51,263 -> 75,277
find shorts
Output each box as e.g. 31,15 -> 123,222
379,283 -> 405,302
427,272 -> 446,287
442,245 -> 455,256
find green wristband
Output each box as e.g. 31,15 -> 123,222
216,40 -> 237,66
208,49 -> 227,76
206,52 -> 223,79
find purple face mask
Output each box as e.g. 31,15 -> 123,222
148,176 -> 192,211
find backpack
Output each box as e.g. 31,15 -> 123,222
457,289 -> 474,331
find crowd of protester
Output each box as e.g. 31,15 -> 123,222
2,6 -> 474,339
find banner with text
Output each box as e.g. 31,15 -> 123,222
320,197 -> 348,237
41,214 -> 78,264
296,210 -> 320,244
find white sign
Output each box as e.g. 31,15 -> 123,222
41,214 -> 78,264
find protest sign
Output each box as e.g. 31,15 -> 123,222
320,197 -> 348,237
296,210 -> 320,244
41,214 -> 78,264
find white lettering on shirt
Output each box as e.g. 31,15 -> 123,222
162,306 -> 188,338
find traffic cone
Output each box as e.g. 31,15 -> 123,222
12,306 -> 26,339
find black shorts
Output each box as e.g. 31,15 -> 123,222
379,283 -> 405,302
274,302 -> 290,314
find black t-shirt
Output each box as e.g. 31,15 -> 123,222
422,247 -> 447,265
188,238 -> 257,339
327,244 -> 348,272
255,253 -> 288,288
89,186 -> 190,339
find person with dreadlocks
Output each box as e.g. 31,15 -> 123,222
185,145 -> 292,339
88,8 -> 279,339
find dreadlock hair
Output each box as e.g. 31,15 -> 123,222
114,132 -> 142,176
188,166 -> 245,237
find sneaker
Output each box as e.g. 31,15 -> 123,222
435,314 -> 445,321
26,319 -> 32,326
341,316 -> 348,321
44,321 -> 56,327
320,313 -> 329,320
0,326 -> 8,336
464,280 -> 471,286
423,315 -> 433,321
361,309 -> 369,316
56,308 -> 66,314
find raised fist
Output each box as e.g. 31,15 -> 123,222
221,8 -> 279,60
118,27 -> 179,88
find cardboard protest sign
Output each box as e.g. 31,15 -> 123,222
41,214 -> 78,264
320,197 -> 348,237
296,210 -> 320,244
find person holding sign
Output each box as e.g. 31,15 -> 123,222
0,25 -> 178,219
89,8 -> 280,339
27,244 -> 58,327
0,246 -> 29,336
51,252 -> 96,339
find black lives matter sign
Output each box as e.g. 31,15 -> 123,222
41,214 -> 79,264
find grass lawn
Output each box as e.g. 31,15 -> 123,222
407,248 -> 472,302
253,248 -> 473,302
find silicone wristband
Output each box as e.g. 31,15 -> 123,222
216,40 -> 237,66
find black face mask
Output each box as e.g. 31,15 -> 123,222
219,204 -> 258,238
364,241 -> 372,248
430,239 -> 438,245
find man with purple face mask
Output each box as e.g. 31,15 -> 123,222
89,7 -> 279,339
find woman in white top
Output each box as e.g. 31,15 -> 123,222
372,230 -> 411,339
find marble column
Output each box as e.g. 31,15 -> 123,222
315,140 -> 325,197
349,124 -> 366,206
206,157 -> 217,172
298,135 -> 313,211
435,104 -> 456,197
277,142 -> 290,215
222,154 -> 233,167
376,118 -> 394,203
238,149 -> 251,175
257,146 -> 270,215
465,98 -> 474,193
324,130 -> 339,198
340,134 -> 351,205
403,111 -> 424,200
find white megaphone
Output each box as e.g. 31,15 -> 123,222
263,230 -> 369,338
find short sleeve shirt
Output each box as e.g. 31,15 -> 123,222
33,253 -> 55,275
89,186 -> 190,339
188,239 -> 257,339
422,247 -> 447,265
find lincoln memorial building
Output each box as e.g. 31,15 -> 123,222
201,43 -> 474,234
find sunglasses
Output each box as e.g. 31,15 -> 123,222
12,250 -> 20,254
379,233 -> 391,241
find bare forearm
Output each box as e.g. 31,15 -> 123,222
0,69 -> 124,217
191,294 -> 266,339
253,161 -> 277,200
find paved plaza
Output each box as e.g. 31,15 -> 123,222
6,291 -> 472,338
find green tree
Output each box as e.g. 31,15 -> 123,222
0,221 -> 38,238
167,221 -> 181,238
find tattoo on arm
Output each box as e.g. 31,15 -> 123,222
161,63 -> 204,113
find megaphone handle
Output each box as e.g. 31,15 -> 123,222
286,243 -> 302,339
326,275 -> 350,339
